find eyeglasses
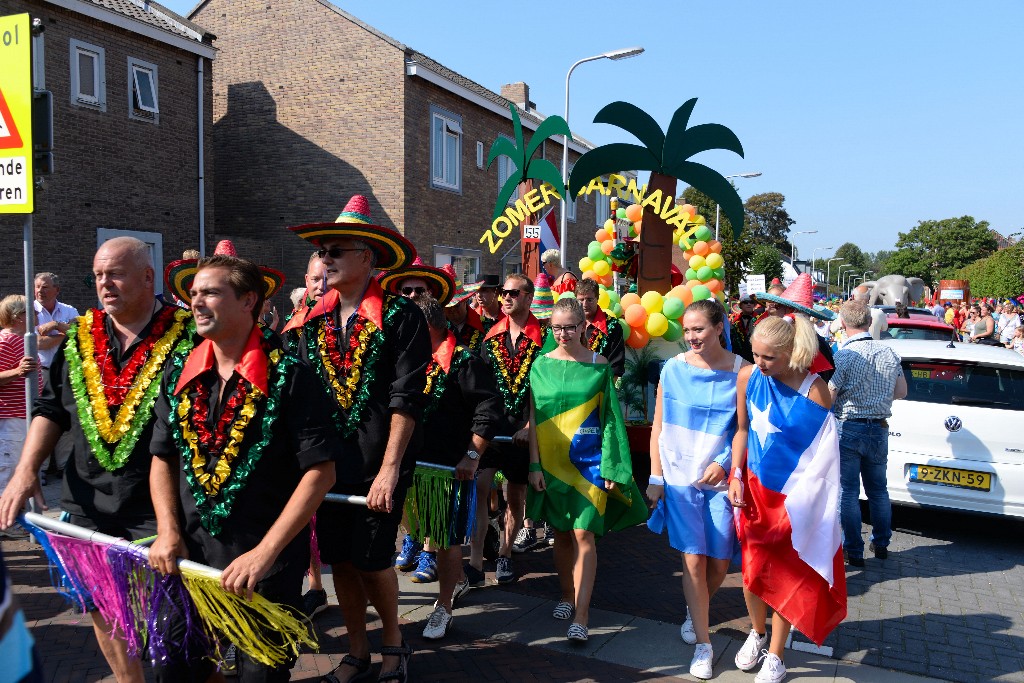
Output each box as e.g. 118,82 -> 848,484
500,289 -> 527,299
401,286 -> 428,296
551,323 -> 581,335
316,246 -> 367,259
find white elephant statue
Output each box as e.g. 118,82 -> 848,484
859,274 -> 929,306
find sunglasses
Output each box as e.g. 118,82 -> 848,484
401,286 -> 428,296
500,289 -> 527,299
316,246 -> 367,259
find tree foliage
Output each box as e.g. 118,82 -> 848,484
832,243 -> 867,284
891,216 -> 998,286
749,244 -> 784,283
744,192 -> 795,251
681,186 -> 753,294
956,241 -> 1024,298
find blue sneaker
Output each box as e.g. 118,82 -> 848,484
410,551 -> 438,583
394,535 -> 422,571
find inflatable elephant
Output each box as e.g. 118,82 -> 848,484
859,274 -> 928,306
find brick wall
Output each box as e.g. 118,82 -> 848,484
0,0 -> 214,310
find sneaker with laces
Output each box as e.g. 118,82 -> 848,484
422,602 -> 453,640
680,608 -> 697,644
512,527 -> 539,553
452,575 -> 471,605
394,535 -> 422,571
464,562 -> 486,588
755,652 -> 787,683
735,629 -> 768,671
495,556 -> 515,584
689,642 -> 714,680
301,588 -> 328,617
410,551 -> 438,583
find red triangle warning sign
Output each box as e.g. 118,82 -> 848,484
0,87 -> 24,150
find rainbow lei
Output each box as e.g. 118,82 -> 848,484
304,295 -> 402,437
485,334 -> 539,416
422,345 -> 472,419
64,307 -> 193,472
168,330 -> 293,536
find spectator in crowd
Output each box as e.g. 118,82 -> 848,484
1007,326 -> 1024,356
960,305 -> 979,342
997,302 -> 1020,346
829,301 -> 907,567
541,249 -> 578,296
942,302 -> 955,325
972,303 -> 997,345
33,272 -> 79,371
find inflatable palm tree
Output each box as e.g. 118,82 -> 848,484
487,105 -> 572,218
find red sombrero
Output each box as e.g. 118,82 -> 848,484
164,240 -> 286,305
288,194 -> 416,271
378,257 -> 456,306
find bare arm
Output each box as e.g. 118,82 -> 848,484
527,400 -> 544,492
893,372 -> 908,400
0,416 -> 61,527
366,410 -> 416,513
728,367 -> 753,507
36,334 -> 65,351
646,383 -> 665,505
148,456 -> 188,576
0,356 -> 38,387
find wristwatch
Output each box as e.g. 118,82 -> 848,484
466,449 -> 480,461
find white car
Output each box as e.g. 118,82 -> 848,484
879,338 -> 1024,518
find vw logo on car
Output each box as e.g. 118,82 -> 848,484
944,416 -> 962,433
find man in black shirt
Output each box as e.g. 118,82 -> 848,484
148,255 -> 336,681
575,279 -> 626,378
0,236 -> 191,682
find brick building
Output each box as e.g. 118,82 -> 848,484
0,0 -> 215,309
190,0 -> 607,292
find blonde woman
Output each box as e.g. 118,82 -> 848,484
0,296 -> 41,515
729,316 -> 846,682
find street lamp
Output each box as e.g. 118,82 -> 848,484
560,46 -> 645,268
810,246 -> 834,280
849,276 -> 862,297
840,268 -> 856,297
715,172 -> 762,241
790,230 -> 818,267
826,258 -> 843,296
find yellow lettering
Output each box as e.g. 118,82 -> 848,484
492,216 -> 515,239
661,202 -> 683,223
586,177 -> 606,197
539,182 -> 562,205
480,229 -> 503,253
524,188 -> 545,214
609,174 -> 627,199
626,178 -> 646,203
640,189 -> 663,214
505,199 -> 530,226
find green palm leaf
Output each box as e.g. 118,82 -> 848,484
524,159 -> 566,200
594,102 -> 666,162
663,123 -> 744,172
526,115 -> 573,166
494,176 -> 522,220
662,99 -> 698,156
568,143 -> 659,196
486,136 -> 519,170
509,105 -> 527,168
676,160 -> 745,238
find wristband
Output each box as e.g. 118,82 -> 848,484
529,462 -> 543,473
648,475 -> 664,486
732,467 -> 743,481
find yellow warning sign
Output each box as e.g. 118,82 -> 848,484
0,13 -> 33,213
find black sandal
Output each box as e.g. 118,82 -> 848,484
377,641 -> 413,683
320,654 -> 373,683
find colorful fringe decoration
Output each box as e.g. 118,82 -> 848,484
403,464 -> 476,550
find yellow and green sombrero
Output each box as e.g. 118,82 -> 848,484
288,194 -> 416,271
378,257 -> 456,306
164,240 -> 286,306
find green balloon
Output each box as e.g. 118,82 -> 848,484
618,318 -> 631,337
685,268 -> 698,281
616,208 -> 628,220
697,265 -> 713,281
587,242 -> 604,261
613,303 -> 623,317
712,267 -> 725,279
695,226 -> 713,241
692,285 -> 711,301
662,319 -> 683,342
662,297 -> 684,320
680,237 -> 695,250
607,290 -> 620,304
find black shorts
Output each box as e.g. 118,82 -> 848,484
315,482 -> 409,572
478,442 -> 529,485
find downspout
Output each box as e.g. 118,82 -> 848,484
197,55 -> 206,256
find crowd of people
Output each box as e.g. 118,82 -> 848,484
0,195 -> 938,683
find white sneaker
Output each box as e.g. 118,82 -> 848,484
422,602 -> 453,640
680,608 -> 697,644
734,629 -> 768,671
755,652 -> 786,683
689,642 -> 714,680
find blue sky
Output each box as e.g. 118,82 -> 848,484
169,1 -> 1023,256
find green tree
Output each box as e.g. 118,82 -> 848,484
956,241 -> 1024,298
891,216 -> 998,287
868,249 -> 896,276
681,186 -> 753,294
749,244 -> 784,283
833,243 -> 867,281
569,99 -> 745,293
744,192 -> 795,251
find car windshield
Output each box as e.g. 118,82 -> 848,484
885,328 -> 955,341
904,360 -> 1024,411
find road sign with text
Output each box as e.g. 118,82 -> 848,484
0,13 -> 33,213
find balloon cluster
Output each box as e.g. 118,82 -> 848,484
576,202 -> 646,287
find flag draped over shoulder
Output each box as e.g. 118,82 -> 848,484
739,368 -> 846,646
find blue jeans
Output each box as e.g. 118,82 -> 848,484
838,420 -> 892,558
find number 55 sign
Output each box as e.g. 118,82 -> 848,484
522,224 -> 540,243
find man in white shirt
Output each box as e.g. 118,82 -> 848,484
34,272 -> 80,369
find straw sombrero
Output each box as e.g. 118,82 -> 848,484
378,257 -> 456,306
441,264 -> 474,307
288,195 -> 415,271
531,273 -> 554,320
756,273 -> 834,321
164,240 -> 286,305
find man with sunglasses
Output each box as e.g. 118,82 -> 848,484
469,273 -> 544,586
473,274 -> 505,333
1,236 -> 193,682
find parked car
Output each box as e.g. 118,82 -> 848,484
879,339 -> 1024,518
872,305 -> 940,321
882,315 -> 957,342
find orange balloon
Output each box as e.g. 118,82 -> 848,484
633,221 -> 642,236
681,204 -> 696,216
625,204 -> 643,223
706,279 -> 723,293
668,285 -> 688,300
686,279 -> 702,289
683,250 -> 695,261
693,241 -> 710,256
620,293 -> 641,309
708,240 -> 723,254
582,270 -> 597,281
677,286 -> 694,306
598,272 -> 613,287
624,303 -> 648,327
595,228 -> 610,242
626,326 -> 650,349
601,239 -> 615,255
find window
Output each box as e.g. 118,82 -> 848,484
496,135 -> 518,205
595,177 -> 610,226
70,40 -> 106,111
128,58 -> 159,123
433,246 -> 481,285
96,229 -> 163,294
430,106 -> 462,192
566,162 -> 576,222
476,141 -> 484,169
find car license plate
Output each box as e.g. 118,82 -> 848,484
908,464 -> 991,491
911,369 -> 931,379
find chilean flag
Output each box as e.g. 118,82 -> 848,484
738,368 -> 847,646
538,206 -> 560,253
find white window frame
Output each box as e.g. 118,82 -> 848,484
566,162 -> 577,222
96,229 -> 163,295
595,176 -> 610,226
430,105 -> 462,192
496,134 -> 519,206
475,141 -> 484,169
433,246 -> 481,286
128,57 -> 159,123
70,39 -> 106,111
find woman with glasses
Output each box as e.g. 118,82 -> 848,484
526,297 -> 646,643
960,306 -> 979,342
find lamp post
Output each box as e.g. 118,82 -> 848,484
839,268 -> 855,297
849,276 -> 862,297
560,46 -> 645,268
810,246 -> 834,281
715,172 -> 762,241
826,258 -> 843,296
790,230 -> 817,276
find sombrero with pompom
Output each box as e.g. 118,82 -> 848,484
756,273 -> 834,321
378,257 -> 456,306
164,240 -> 286,306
